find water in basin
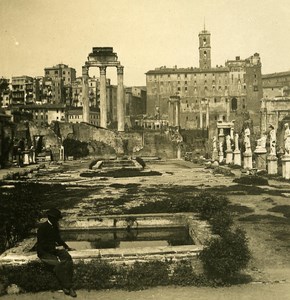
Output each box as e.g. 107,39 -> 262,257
61,227 -> 194,250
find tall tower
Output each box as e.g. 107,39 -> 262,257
199,27 -> 211,69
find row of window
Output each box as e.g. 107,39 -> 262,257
149,72 -> 230,80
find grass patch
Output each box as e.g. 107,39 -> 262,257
233,176 -> 268,186
238,214 -> 288,224
268,205 -> 290,218
229,204 -> 254,215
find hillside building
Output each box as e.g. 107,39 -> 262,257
262,71 -> 290,99
146,28 -> 263,136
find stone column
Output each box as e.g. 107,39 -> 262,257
205,101 -> 209,128
117,66 -> 125,131
168,100 -> 173,126
226,98 -> 230,122
199,99 -> 203,129
99,66 -> 107,128
82,66 -> 89,123
175,101 -> 180,127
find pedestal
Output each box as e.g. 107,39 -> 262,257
254,149 -> 267,171
45,150 -> 52,162
233,149 -> 241,166
177,146 -> 181,160
219,151 -> 224,164
23,151 -> 30,165
212,149 -> 218,162
243,151 -> 253,169
267,155 -> 278,175
59,146 -> 65,161
226,150 -> 233,164
281,155 -> 290,179
29,149 -> 36,164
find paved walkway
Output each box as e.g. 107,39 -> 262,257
2,283 -> 290,300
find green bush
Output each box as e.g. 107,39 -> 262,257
199,228 -> 251,282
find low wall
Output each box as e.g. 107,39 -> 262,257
0,213 -> 211,266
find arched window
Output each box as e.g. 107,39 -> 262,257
231,97 -> 238,111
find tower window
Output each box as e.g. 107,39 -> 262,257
204,51 -> 207,58
231,97 -> 238,111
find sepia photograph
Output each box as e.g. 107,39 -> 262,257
1,0 -> 290,299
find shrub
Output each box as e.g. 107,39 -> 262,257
63,138 -> 89,159
210,210 -> 234,236
1,262 -> 59,292
74,260 -> 116,290
126,261 -> 170,290
0,183 -> 41,252
199,228 -> 251,282
233,175 -> 268,186
194,192 -> 230,220
170,260 -> 207,286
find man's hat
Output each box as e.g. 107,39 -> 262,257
47,208 -> 62,219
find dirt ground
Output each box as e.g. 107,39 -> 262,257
2,159 -> 290,299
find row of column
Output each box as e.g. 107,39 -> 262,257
82,65 -> 125,131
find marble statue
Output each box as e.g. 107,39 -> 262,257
284,123 -> 290,155
269,125 -> 276,155
234,133 -> 239,151
212,136 -> 217,152
244,127 -> 251,152
226,135 -> 232,151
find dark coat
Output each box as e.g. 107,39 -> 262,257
36,221 -> 68,257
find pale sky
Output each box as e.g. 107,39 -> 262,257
1,0 -> 290,86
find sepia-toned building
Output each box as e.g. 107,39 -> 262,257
262,71 -> 290,99
42,64 -> 76,104
145,28 -> 263,135
11,76 -> 40,106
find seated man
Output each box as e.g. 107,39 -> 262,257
37,208 -> 77,298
